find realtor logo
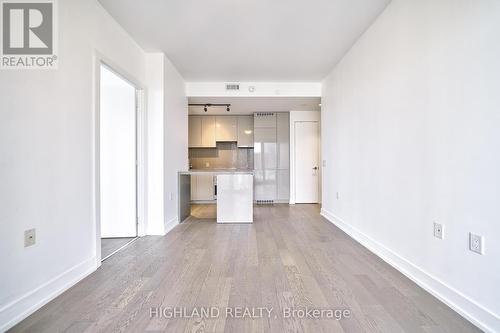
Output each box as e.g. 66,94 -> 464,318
1,0 -> 58,69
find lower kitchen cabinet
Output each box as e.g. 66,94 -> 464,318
191,174 -> 215,201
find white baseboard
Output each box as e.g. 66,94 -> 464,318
164,216 -> 178,234
0,256 -> 97,332
320,208 -> 499,333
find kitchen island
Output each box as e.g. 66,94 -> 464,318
178,170 -> 253,223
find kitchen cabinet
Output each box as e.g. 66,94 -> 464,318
190,174 -> 215,201
254,169 -> 277,201
277,113 -> 290,169
254,112 -> 276,127
189,116 -> 216,148
237,116 -> 254,147
276,169 -> 290,201
188,116 -> 202,147
217,174 -> 253,223
253,112 -> 290,203
215,116 -> 237,142
253,127 -> 277,170
201,116 -> 216,147
276,113 -> 290,201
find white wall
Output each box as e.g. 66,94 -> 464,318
186,82 -> 321,97
144,54 -> 188,235
321,0 -> 500,331
145,54 -> 165,235
163,57 -> 188,231
0,0 -> 186,330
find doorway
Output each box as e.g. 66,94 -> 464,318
99,64 -> 138,260
294,121 -> 320,203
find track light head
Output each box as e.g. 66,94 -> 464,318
226,106 -> 230,112
204,105 -> 208,112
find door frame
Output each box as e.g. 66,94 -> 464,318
93,51 -> 146,265
289,111 -> 321,205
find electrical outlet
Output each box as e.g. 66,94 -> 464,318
169,192 -> 173,200
469,233 -> 484,255
205,162 -> 210,168
336,192 -> 340,200
322,160 -> 327,168
433,222 -> 444,239
24,229 -> 36,247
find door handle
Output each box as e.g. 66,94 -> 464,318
312,166 -> 318,170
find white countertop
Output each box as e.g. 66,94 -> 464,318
179,169 -> 254,175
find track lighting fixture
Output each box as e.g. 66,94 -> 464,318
188,103 -> 232,113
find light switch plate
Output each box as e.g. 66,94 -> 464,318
24,229 -> 36,247
469,233 -> 484,254
433,222 -> 444,239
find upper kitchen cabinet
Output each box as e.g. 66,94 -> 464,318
237,116 -> 254,147
188,116 -> 202,147
216,116 -> 237,142
189,115 -> 216,148
201,116 -> 216,147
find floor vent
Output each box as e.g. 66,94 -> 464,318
256,200 -> 274,205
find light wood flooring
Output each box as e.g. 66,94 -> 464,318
10,204 -> 480,333
101,237 -> 136,259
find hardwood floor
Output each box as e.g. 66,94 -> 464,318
101,237 -> 136,259
10,204 -> 480,333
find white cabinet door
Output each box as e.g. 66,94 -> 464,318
197,174 -> 214,200
191,175 -> 214,201
237,116 -> 254,147
216,116 -> 237,142
201,116 -> 216,147
188,116 -> 202,148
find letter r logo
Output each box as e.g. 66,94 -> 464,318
2,2 -> 53,55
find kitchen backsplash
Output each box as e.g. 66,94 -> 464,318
189,142 -> 253,170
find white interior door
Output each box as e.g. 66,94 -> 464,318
100,65 -> 137,238
295,121 -> 320,203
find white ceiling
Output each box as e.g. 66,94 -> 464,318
188,97 -> 321,115
98,0 -> 390,81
